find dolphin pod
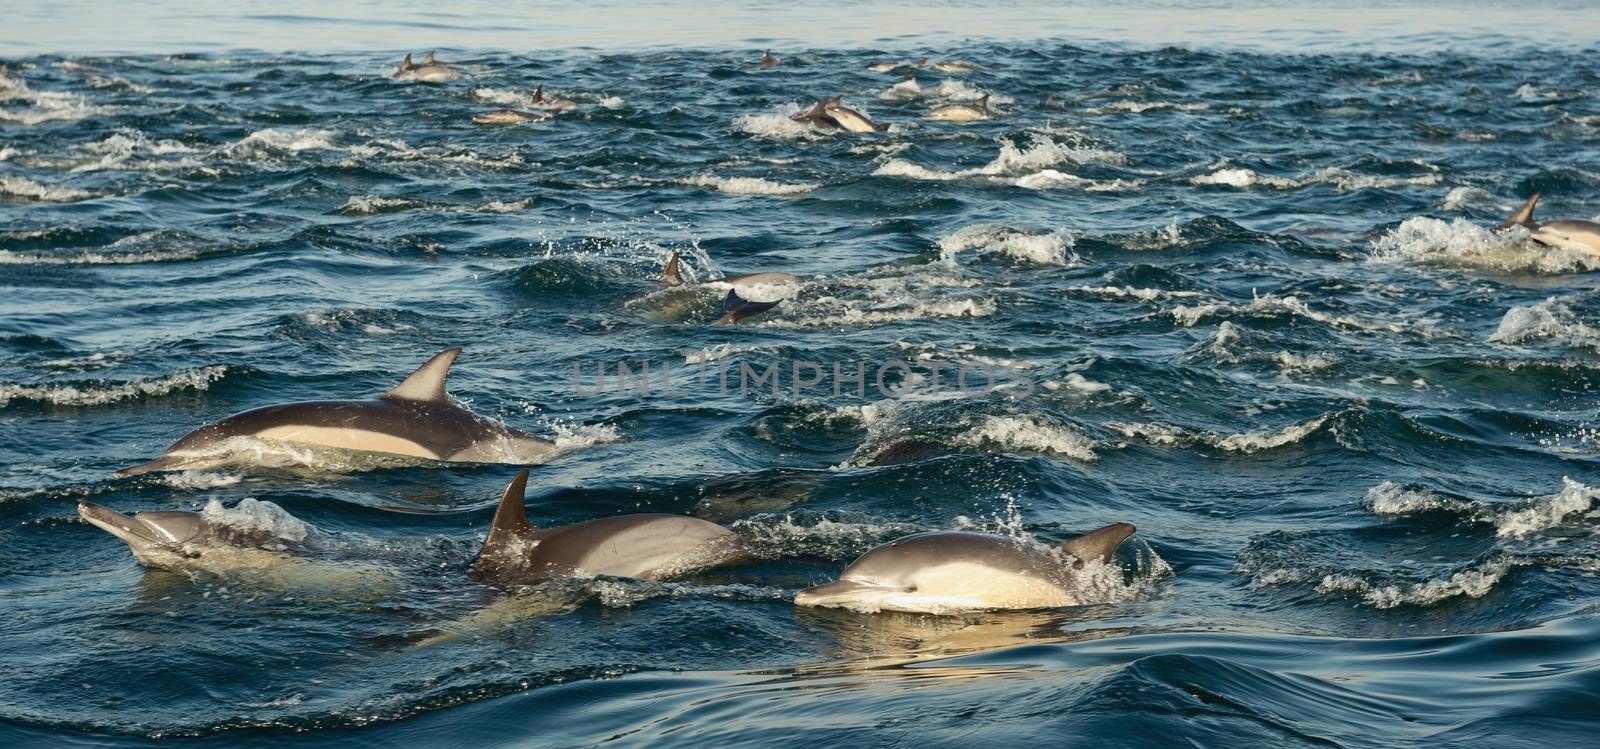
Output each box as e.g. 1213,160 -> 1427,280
114,348 -> 555,477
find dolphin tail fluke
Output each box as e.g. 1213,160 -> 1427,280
383,347 -> 461,402
714,290 -> 780,325
1496,193 -> 1541,232
1057,523 -> 1136,565
662,252 -> 685,286
113,454 -> 189,478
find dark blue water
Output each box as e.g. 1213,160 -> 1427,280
4,8 -> 1600,747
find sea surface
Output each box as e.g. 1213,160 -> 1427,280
3,2 -> 1600,747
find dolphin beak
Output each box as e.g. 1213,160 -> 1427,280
78,502 -> 161,547
112,455 -> 186,479
794,579 -> 900,609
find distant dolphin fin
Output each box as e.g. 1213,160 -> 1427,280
662,251 -> 685,286
112,454 -> 189,478
424,50 -> 436,65
1057,523 -> 1136,565
383,347 -> 461,402
531,83 -> 543,103
715,289 -> 780,325
975,94 -> 991,112
401,53 -> 413,69
1496,192 -> 1541,232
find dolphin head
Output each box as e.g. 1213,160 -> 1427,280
78,502 -> 213,569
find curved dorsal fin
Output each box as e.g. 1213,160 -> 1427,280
486,470 -> 535,548
662,251 -> 685,286
423,50 -> 437,65
531,83 -> 544,103
1496,192 -> 1541,231
1057,523 -> 1136,565
383,347 -> 460,402
975,94 -> 991,112
401,53 -> 413,69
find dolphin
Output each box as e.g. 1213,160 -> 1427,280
472,470 -> 747,585
392,50 -> 461,82
867,58 -> 928,73
791,97 -> 844,131
1495,193 -> 1600,255
113,348 -> 556,477
794,523 -> 1137,613
824,97 -> 891,132
660,251 -> 798,324
529,84 -> 577,110
78,499 -> 308,574
925,94 -> 994,122
755,50 -> 781,69
932,61 -> 978,73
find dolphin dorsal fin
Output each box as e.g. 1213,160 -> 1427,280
975,94 -> 991,111
663,251 -> 685,286
1057,523 -> 1136,564
485,470 -> 536,550
383,347 -> 461,402
401,53 -> 413,69
424,50 -> 436,65
1497,193 -> 1541,231
531,83 -> 544,103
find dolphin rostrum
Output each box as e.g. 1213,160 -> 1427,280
1495,193 -> 1600,255
472,470 -> 746,585
392,50 -> 462,82
794,523 -> 1137,613
661,251 -> 798,324
113,348 -> 556,477
926,94 -> 994,122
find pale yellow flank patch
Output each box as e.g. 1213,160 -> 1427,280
253,425 -> 441,459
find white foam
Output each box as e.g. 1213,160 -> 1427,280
1085,100 -> 1209,114
473,87 -> 531,106
201,497 -> 311,543
874,133 -> 1125,184
0,175 -> 91,202
0,366 -> 230,408
1495,477 -> 1599,538
879,78 -> 925,101
547,421 -> 623,453
1191,167 -> 1297,189
340,195 -> 425,215
937,223 -> 1076,265
1111,413 -> 1329,453
1489,297 -> 1600,350
222,128 -> 338,160
734,107 -> 828,141
682,174 -> 818,196
1317,559 -> 1510,609
1363,481 -> 1487,518
955,415 -> 1098,461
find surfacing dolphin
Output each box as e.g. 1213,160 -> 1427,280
1495,193 -> 1600,255
794,523 -> 1137,613
472,470 -> 746,585
754,50 -> 781,69
393,50 -> 461,82
661,251 -> 798,324
79,499 -> 308,574
926,94 -> 995,122
529,84 -> 577,110
791,97 -> 890,133
114,348 -> 556,477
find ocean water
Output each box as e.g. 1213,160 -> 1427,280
3,2 -> 1600,747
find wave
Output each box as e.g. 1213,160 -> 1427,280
0,175 -> 92,202
954,414 -> 1098,461
680,174 -> 818,196
937,223 -> 1076,265
1110,413 -> 1331,454
1489,296 -> 1600,351
0,366 -> 233,409
874,133 -> 1127,186
1362,477 -> 1600,540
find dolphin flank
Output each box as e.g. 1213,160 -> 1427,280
472,470 -> 747,585
1495,192 -> 1600,255
795,523 -> 1137,613
113,348 -> 555,477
